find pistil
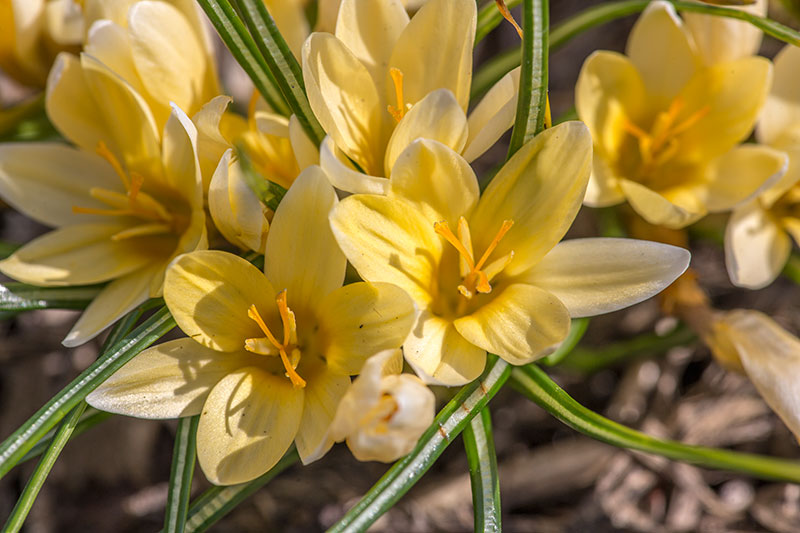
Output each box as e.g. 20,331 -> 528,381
387,68 -> 411,122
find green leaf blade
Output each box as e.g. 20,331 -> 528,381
463,408 -> 502,533
164,416 -> 200,533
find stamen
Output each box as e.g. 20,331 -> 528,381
474,220 -> 514,272
434,220 -> 475,270
387,67 -> 407,123
72,206 -> 133,217
246,300 -> 306,388
96,141 -> 129,189
128,172 -> 144,206
495,0 -> 523,38
111,223 -> 172,241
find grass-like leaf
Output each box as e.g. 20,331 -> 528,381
541,318 -> 590,367
235,142 -> 287,211
463,408 -> 501,533
0,282 -> 104,313
512,364 -> 800,482
164,416 -> 200,533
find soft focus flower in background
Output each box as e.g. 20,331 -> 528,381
87,167 -> 416,484
331,122 -> 691,385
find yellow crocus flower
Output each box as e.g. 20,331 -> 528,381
725,44 -> 800,289
303,0 -> 521,194
576,0 -> 786,229
0,51 -> 207,346
87,167 -> 416,485
330,122 -> 691,385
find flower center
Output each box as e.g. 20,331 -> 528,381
622,97 -> 710,178
434,216 -> 514,302
71,142 -> 179,240
387,67 -> 412,123
245,289 -> 306,388
359,393 -> 399,435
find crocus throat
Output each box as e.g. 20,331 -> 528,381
245,289 -> 306,388
434,216 -> 514,302
387,67 -> 411,123
71,142 -> 178,240
359,393 -> 399,435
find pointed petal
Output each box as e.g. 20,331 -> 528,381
463,67 -> 520,162
404,311 -> 486,386
384,89 -> 468,176
683,0 -> 766,65
526,238 -> 690,318
468,121 -> 592,275
164,250 -> 278,352
0,143 -> 120,227
703,145 -> 788,212
759,44 -> 800,145
197,367 -> 303,485
318,281 -> 416,375
725,202 -> 790,290
83,20 -> 144,96
319,136 -> 388,194
295,365 -> 350,464
192,95 -> 233,190
454,284 -> 571,366
86,338 -> 257,418
388,139 -> 478,227
161,103 -> 203,208
584,156 -> 625,207
620,179 -> 705,229
389,0 -> 476,111
330,194 -> 441,305
264,166 -> 345,314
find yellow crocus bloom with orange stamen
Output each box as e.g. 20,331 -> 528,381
303,0 -> 522,194
87,167 -> 416,485
331,123 -> 691,386
575,1 -> 786,229
0,51 -> 207,347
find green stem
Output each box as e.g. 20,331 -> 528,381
0,282 -> 104,313
512,365 -> 800,482
463,408 -> 501,533
164,416 -> 200,533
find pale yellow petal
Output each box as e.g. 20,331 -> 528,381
454,284 -> 570,366
760,135 -> 800,209
197,367 -> 304,485
83,20 -> 144,95
759,44 -> 800,145
683,0 -> 766,65
192,95 -> 234,191
584,156 -> 625,208
330,194 -> 441,305
389,0 -> 476,111
164,250 -> 278,352
0,143 -> 120,227
725,202 -> 790,290
264,166 -> 345,315
620,179 -> 704,229
318,282 -> 416,376
319,136 -> 388,194
303,33 -> 383,173
87,339 -> 258,419
295,365 -> 350,464
0,223 -> 169,286
525,238 -> 690,318
384,89 -> 468,176
404,311 -> 486,386
289,114 -> 319,170
161,104 -> 203,208
625,1 -> 698,108
388,139 -> 478,227
463,67 -> 520,162
468,121 -> 592,275
703,145 -> 788,212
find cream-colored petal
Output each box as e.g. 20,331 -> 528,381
463,67 -> 520,162
319,136 -> 388,194
725,202 -> 790,290
209,151 -> 269,254
404,311 -> 486,386
161,103 -> 203,208
468,121 -> 592,275
760,135 -> 800,209
0,223 -> 168,286
0,143 -> 120,227
759,44 -> 800,145
63,264 -> 161,347
384,89 -> 468,176
164,250 -> 278,352
295,365 -> 350,464
683,0 -> 766,65
289,114 -> 319,170
192,95 -> 234,191
197,367 -> 304,485
454,284 -> 571,366
625,1 -> 698,108
388,139 -> 478,227
389,0 -> 476,111
720,310 -> 800,440
318,281 -> 416,376
525,238 -> 690,318
703,145 -> 788,212
330,194 -> 440,305
620,179 -> 705,229
575,51 -> 647,159
584,156 -> 625,208
83,20 -> 144,95
264,166 -> 345,314
87,339 -> 257,418
303,33 -> 383,173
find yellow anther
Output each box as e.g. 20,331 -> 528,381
387,67 -> 408,123
495,0 -> 523,39
246,292 -> 306,389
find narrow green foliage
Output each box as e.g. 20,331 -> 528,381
541,318 -> 590,366
463,408 -> 501,533
164,416 -> 200,533
235,143 -> 288,211
0,241 -> 20,259
0,282 -> 104,313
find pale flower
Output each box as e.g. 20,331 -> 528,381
87,167 -> 416,485
576,1 -> 785,229
303,0 -> 521,194
329,349 -> 435,462
682,0 -> 766,65
331,122 -> 691,385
